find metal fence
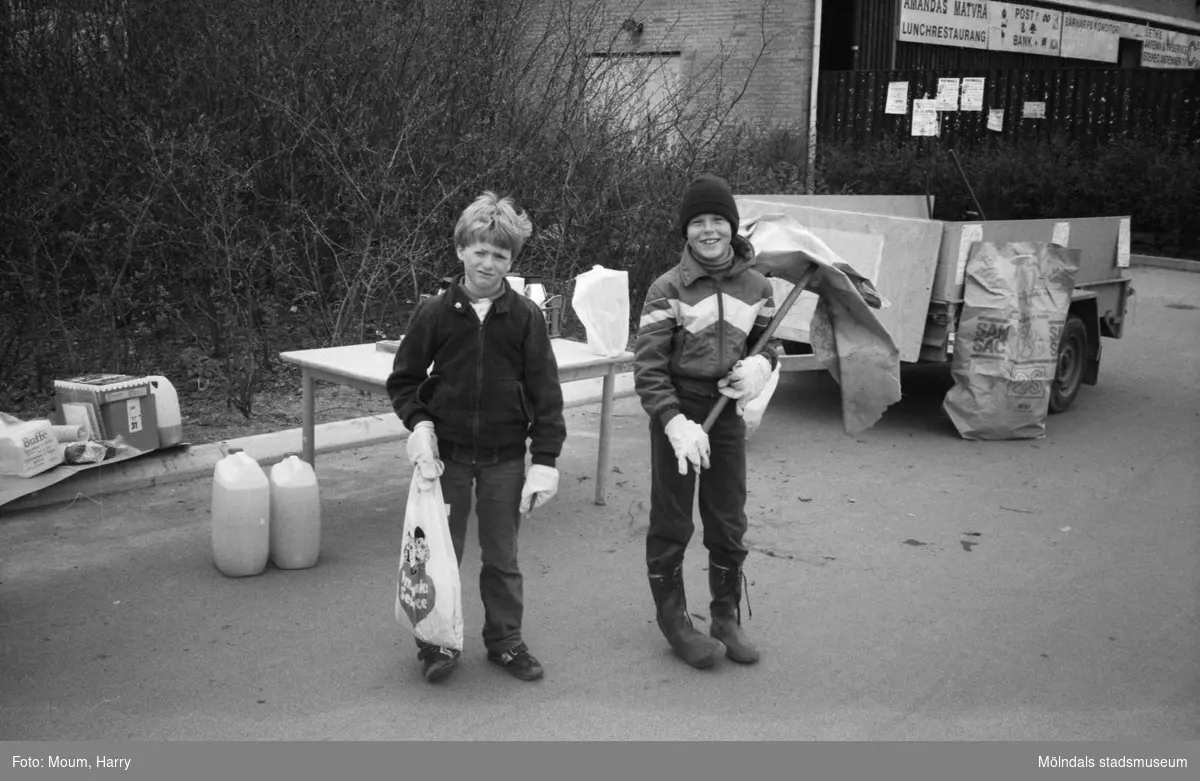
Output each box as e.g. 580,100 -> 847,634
816,68 -> 1200,148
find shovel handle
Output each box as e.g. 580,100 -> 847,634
701,264 -> 819,433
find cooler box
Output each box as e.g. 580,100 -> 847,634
53,373 -> 160,451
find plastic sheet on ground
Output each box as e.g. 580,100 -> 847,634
742,213 -> 902,436
0,444 -> 175,509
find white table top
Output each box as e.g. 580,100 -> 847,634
280,339 -> 633,389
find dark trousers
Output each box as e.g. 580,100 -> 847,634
415,456 -> 526,655
646,388 -> 749,574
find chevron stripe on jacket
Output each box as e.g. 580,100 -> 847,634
634,234 -> 779,425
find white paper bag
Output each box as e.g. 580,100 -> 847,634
943,241 -> 1078,440
572,265 -> 629,357
395,472 -> 464,651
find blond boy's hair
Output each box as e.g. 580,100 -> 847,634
454,191 -> 533,256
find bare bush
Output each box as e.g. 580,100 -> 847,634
1,0 -> 801,418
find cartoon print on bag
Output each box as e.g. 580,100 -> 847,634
1016,314 -> 1038,362
398,526 -> 436,626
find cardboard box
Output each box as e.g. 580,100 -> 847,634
53,374 -> 160,451
0,418 -> 65,478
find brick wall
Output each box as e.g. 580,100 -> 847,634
525,0 -> 817,127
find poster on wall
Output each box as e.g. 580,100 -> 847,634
885,82 -> 910,114
989,2 -> 1061,55
935,77 -> 960,111
898,0 -> 989,50
912,99 -> 939,136
987,109 -> 1004,131
1022,101 -> 1046,119
960,77 -> 986,111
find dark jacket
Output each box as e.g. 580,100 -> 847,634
386,277 -> 566,467
634,235 -> 779,425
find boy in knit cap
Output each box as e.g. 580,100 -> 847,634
633,174 -> 778,669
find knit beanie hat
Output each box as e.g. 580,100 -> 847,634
678,175 -> 739,238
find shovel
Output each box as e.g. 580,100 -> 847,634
701,263 -> 819,433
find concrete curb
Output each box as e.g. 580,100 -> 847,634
2,373 -> 639,514
1130,254 -> 1200,272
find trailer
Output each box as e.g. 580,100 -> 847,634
736,195 -> 1134,413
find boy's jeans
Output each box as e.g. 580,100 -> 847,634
646,387 -> 749,574
415,455 -> 526,655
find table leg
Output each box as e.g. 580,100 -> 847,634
595,369 -> 615,505
301,368 -> 315,466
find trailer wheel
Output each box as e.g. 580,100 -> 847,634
1049,315 -> 1087,414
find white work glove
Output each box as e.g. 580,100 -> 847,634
718,354 -> 772,403
519,464 -> 560,514
663,415 -> 711,476
405,420 -> 443,491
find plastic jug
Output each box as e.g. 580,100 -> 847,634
269,455 -> 321,570
571,265 -> 629,357
211,448 -> 270,577
147,375 -> 183,447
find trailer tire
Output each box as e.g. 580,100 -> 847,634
1049,315 -> 1087,414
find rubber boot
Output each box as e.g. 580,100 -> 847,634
709,560 -> 760,664
648,565 -> 724,669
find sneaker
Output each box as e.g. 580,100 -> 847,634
418,645 -> 460,683
487,643 -> 544,681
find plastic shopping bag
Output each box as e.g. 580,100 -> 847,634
571,265 -> 629,357
395,472 -> 464,651
742,362 -> 782,440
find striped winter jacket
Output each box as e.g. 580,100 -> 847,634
634,234 -> 779,425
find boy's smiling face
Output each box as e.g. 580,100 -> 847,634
458,240 -> 513,299
686,213 -> 732,262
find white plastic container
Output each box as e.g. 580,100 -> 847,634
147,375 -> 183,447
269,455 -> 321,570
211,448 -> 270,578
